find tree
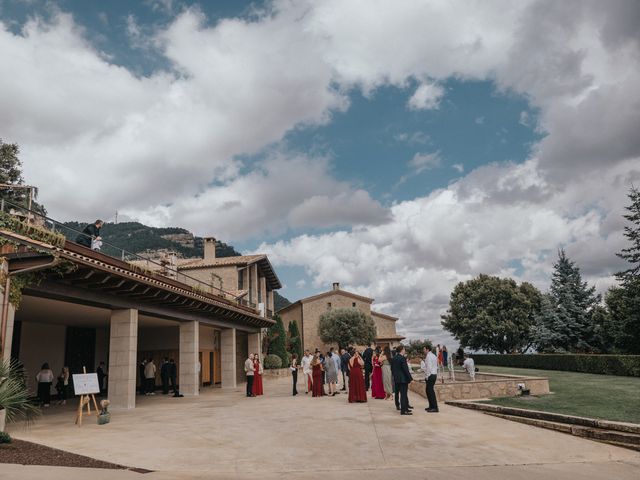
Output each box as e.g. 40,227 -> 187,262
403,338 -> 433,359
606,186 -> 640,353
266,314 -> 288,366
534,250 -> 600,352
0,140 -> 45,215
318,308 -> 376,349
287,320 -> 303,360
441,274 -> 542,353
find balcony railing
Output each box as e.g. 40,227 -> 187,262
0,199 -> 258,312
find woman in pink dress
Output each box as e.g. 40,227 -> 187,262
370,350 -> 386,399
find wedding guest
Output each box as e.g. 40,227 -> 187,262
348,348 -> 367,403
380,346 -> 393,400
371,348 -> 385,399
421,346 -> 439,412
169,358 -> 177,393
362,343 -> 375,391
311,354 -> 325,397
96,361 -> 107,395
301,350 -> 313,394
36,363 -> 54,407
290,353 -> 299,396
463,354 -> 476,380
330,347 -> 341,389
391,345 -> 413,415
144,358 -> 156,395
244,353 -> 255,397
325,351 -> 338,396
442,345 -> 449,368
55,366 -> 70,405
340,348 -> 351,391
252,354 -> 264,396
160,357 -> 170,394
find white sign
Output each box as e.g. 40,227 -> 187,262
72,373 -> 100,395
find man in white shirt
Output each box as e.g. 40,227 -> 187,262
244,353 -> 255,397
421,347 -> 439,412
301,350 -> 313,394
463,354 -> 476,380
144,358 -> 156,395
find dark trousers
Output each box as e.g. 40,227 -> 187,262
246,375 -> 254,396
37,382 -> 51,405
398,383 -> 409,412
161,375 -> 169,394
292,370 -> 298,395
394,382 -> 401,409
341,370 -> 347,390
169,376 -> 177,392
426,374 -> 438,410
145,378 -> 155,394
364,365 -> 372,390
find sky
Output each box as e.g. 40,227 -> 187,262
1,0 -> 639,346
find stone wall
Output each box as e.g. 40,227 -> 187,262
409,372 -> 550,402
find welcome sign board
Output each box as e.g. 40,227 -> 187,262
72,373 -> 100,395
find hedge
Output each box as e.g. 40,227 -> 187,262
263,354 -> 282,370
471,354 -> 640,377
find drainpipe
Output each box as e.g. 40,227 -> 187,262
0,256 -> 59,360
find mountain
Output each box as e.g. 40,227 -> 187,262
62,221 -> 291,308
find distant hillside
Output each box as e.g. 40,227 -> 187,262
62,221 -> 240,258
62,221 -> 291,308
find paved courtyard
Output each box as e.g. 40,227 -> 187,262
4,376 -> 640,480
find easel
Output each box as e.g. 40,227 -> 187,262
75,367 -> 99,426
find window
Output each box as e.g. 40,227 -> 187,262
237,268 -> 244,290
327,302 -> 332,310
352,302 -> 356,307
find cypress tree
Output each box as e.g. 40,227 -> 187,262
267,314 -> 288,366
287,320 -> 303,360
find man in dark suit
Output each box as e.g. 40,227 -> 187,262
391,345 -> 413,415
362,342 -> 375,391
340,348 -> 351,391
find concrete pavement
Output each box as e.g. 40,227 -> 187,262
5,376 -> 640,479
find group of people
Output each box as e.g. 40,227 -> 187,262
34,361 -> 107,407
243,353 -> 264,397
283,343 -> 442,416
139,357 -> 181,396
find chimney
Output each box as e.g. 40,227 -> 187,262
332,282 -> 340,291
204,237 -> 216,261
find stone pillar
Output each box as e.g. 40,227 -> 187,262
179,320 -> 199,396
248,331 -> 261,361
221,327 -> 237,388
2,303 -> 15,363
108,309 -> 138,409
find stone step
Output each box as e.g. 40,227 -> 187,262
483,412 -> 640,451
445,400 -> 640,434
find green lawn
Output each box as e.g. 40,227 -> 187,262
477,365 -> 640,424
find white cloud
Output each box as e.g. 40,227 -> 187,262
408,152 -> 441,174
452,163 -> 464,173
475,116 -> 485,125
407,82 -> 445,110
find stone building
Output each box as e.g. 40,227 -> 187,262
278,283 -> 404,352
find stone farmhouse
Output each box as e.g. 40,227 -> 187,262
278,282 -> 404,352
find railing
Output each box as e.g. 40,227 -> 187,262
0,199 -> 250,309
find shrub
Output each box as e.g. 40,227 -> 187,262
471,354 -> 640,377
263,354 -> 282,370
266,315 -> 289,367
0,432 -> 11,444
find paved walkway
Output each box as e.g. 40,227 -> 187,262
5,376 -> 640,479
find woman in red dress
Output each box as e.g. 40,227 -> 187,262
348,348 -> 367,403
252,354 -> 264,396
311,354 -> 324,397
371,350 -> 385,399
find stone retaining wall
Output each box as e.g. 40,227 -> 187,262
409,373 -> 550,402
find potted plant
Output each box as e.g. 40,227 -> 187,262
0,359 -> 40,431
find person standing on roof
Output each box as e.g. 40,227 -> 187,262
76,219 -> 103,248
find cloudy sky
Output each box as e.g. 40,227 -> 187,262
1,0 -> 639,345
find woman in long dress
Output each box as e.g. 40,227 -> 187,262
252,354 -> 264,396
380,346 -> 393,400
325,351 -> 338,396
311,354 -> 325,397
348,349 -> 367,403
371,350 -> 386,399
